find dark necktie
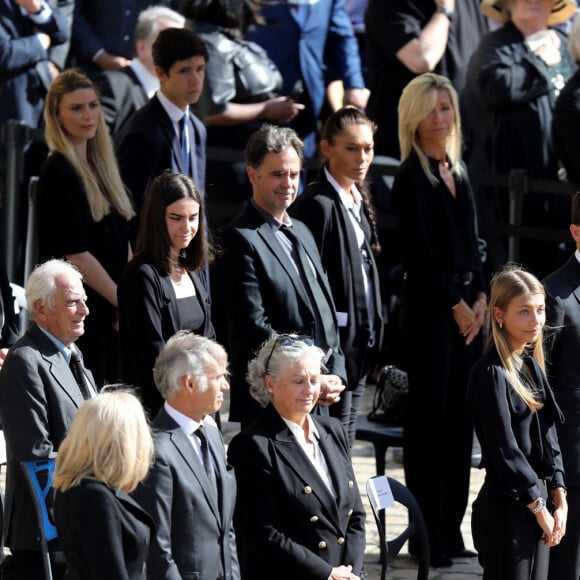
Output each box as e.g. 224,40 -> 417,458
280,226 -> 335,350
196,426 -> 218,495
69,350 -> 92,400
179,115 -> 191,175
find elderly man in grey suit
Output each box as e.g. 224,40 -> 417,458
0,259 -> 95,580
132,331 -> 239,580
543,191 -> 580,580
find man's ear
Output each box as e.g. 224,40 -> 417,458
34,299 -> 47,322
247,165 -> 257,185
154,64 -> 166,82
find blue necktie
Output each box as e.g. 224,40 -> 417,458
179,114 -> 190,174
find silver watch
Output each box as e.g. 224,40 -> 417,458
530,497 -> 546,514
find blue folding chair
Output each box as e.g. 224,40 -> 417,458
20,458 -> 58,580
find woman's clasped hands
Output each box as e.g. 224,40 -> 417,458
452,294 -> 487,345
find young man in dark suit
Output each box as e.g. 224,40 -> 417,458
132,331 -> 239,580
115,27 -> 208,219
543,191 -> 580,580
0,259 -> 96,580
212,124 -> 347,427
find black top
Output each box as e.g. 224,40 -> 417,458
392,152 -> 485,307
468,346 -> 565,505
365,0 -> 487,157
176,295 -> 204,334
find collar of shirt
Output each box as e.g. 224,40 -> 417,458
37,325 -> 70,361
575,249 -> 580,265
281,413 -> 320,443
157,89 -> 189,126
250,199 -> 292,230
324,166 -> 362,213
164,401 -> 202,437
130,59 -> 159,99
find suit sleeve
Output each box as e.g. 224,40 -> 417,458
0,6 -> 67,73
56,486 -> 134,580
71,0 -> 104,60
227,433 -> 334,579
132,447 -> 182,580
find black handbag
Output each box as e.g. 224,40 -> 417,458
367,365 -> 408,425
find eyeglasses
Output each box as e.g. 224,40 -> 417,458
264,334 -> 315,375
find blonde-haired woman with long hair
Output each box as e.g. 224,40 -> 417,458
53,390 -> 154,580
37,69 -> 135,386
467,267 -> 567,579
392,72 -> 487,567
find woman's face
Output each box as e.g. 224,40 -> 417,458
416,89 -> 455,149
58,88 -> 100,146
494,292 -> 545,353
165,198 -> 200,255
509,0 -> 552,27
321,123 -> 374,190
267,355 -> 321,424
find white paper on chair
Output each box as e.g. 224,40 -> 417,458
368,476 -> 395,509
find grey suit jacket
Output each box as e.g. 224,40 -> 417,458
543,255 -> 580,486
0,324 -> 95,550
132,407 -> 240,580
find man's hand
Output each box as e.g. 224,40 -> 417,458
317,374 -> 345,407
94,51 -> 130,71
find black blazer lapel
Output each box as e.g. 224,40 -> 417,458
566,256 -> 580,306
151,96 -> 184,174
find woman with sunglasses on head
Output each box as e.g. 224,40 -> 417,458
467,267 -> 567,580
291,107 -> 383,447
117,173 -> 214,418
227,333 -> 366,580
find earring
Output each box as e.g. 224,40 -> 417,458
499,322 -> 503,329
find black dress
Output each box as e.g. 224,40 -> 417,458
37,152 -> 130,386
392,152 -> 485,564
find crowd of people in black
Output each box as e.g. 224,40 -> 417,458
1,0 -> 580,579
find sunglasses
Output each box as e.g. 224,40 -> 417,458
264,334 -> 315,375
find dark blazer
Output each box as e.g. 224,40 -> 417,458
0,324 -> 96,550
132,408 -> 240,580
291,172 -> 384,387
468,346 -> 565,505
543,255 -> 580,487
227,404 -> 366,579
54,480 -> 153,580
117,256 -> 215,416
0,0 -> 68,127
212,202 -> 347,423
96,66 -> 148,136
115,94 -> 207,212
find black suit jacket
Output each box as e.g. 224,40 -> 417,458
0,324 -> 95,550
543,255 -> 580,486
292,173 -> 384,387
0,250 -> 19,348
132,408 -> 240,580
117,256 -> 215,416
212,203 -> 347,423
227,404 -> 366,579
0,0 -> 68,127
115,94 -> 207,213
96,66 -> 148,136
54,480 -> 153,580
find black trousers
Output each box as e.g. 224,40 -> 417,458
548,484 -> 580,580
401,286 -> 478,561
472,482 -> 549,580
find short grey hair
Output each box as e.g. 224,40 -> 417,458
134,5 -> 185,43
247,333 -> 326,407
26,259 -> 83,316
244,124 -> 305,169
154,331 -> 228,400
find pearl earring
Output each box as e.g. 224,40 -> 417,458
499,322 -> 503,329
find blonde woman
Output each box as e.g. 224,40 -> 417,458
37,69 -> 135,386
468,268 -> 567,579
392,72 -> 486,567
53,391 -> 154,580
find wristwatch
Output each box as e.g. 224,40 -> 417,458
530,497 -> 546,514
435,5 -> 454,22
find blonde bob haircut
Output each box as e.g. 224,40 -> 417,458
44,69 -> 135,222
398,72 -> 464,187
486,266 -> 546,412
53,391 -> 153,493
